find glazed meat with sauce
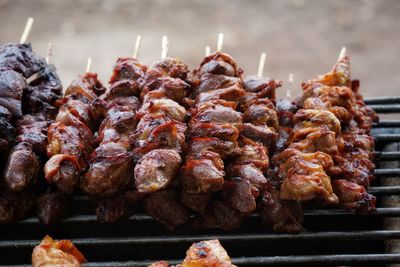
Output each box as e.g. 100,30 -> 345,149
134,149 -> 181,193
32,235 -> 86,267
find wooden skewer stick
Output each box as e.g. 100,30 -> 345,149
217,33 -> 224,52
257,52 -> 266,78
86,57 -> 92,73
338,46 -> 347,61
287,73 -> 294,98
161,35 -> 169,59
205,46 -> 211,57
20,17 -> 34,44
132,35 -> 142,58
45,43 -> 53,64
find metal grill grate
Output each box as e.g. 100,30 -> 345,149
1,96 -> 400,267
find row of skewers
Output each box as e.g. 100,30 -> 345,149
0,19 -> 378,233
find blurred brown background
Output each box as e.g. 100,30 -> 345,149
1,0 -> 399,98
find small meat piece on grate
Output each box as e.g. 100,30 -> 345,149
32,235 -> 86,267
182,239 -> 236,267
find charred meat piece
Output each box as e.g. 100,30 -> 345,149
180,156 -> 225,194
221,178 -> 257,215
150,57 -> 189,80
194,73 -> 242,96
228,163 -> 268,191
141,76 -> 190,104
243,75 -> 282,102
134,149 -> 181,193
181,239 -> 236,267
276,148 -> 338,205
143,190 -> 189,230
179,190 -> 211,214
233,138 -> 269,172
0,188 -> 36,223
96,194 -> 129,223
37,191 -> 71,225
82,142 -> 133,197
333,179 -> 376,214
3,142 -> 40,191
15,114 -> 51,155
109,57 -> 147,85
32,235 -> 86,267
44,154 -> 81,193
0,43 -> 45,78
0,69 -> 26,119
23,64 -> 63,116
259,187 -> 304,233
45,72 -> 105,192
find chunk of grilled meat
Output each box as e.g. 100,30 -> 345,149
181,239 -> 236,267
3,142 -> 40,191
45,72 -> 105,193
332,179 -> 376,214
23,64 -> 63,117
143,190 -> 189,230
96,194 -> 129,223
259,186 -> 304,233
82,142 -> 133,197
0,188 -> 36,223
32,235 -> 86,267
134,149 -> 181,193
37,191 -> 71,225
276,148 -> 338,205
0,69 -> 26,119
0,43 -> 45,78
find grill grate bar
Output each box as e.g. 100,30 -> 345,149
364,96 -> 400,105
1,230 -> 400,248
369,104 -> 400,113
375,151 -> 400,160
5,254 -> 400,267
15,207 -> 400,225
374,168 -> 400,176
373,134 -> 400,143
374,120 -> 400,128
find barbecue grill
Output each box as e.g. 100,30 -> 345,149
0,96 -> 399,267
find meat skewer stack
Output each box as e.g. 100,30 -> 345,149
133,37 -> 191,229
81,36 -> 147,222
181,37 -> 252,231
44,60 -> 106,195
276,48 -> 377,214
0,19 -> 65,223
238,58 -> 305,233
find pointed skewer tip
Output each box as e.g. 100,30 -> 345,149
287,73 -> 294,98
161,35 -> 169,59
45,42 -> 53,64
257,52 -> 266,78
338,46 -> 347,60
217,33 -> 224,52
288,73 -> 294,84
132,35 -> 142,58
86,57 -> 92,73
205,46 -> 211,57
20,17 -> 34,44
